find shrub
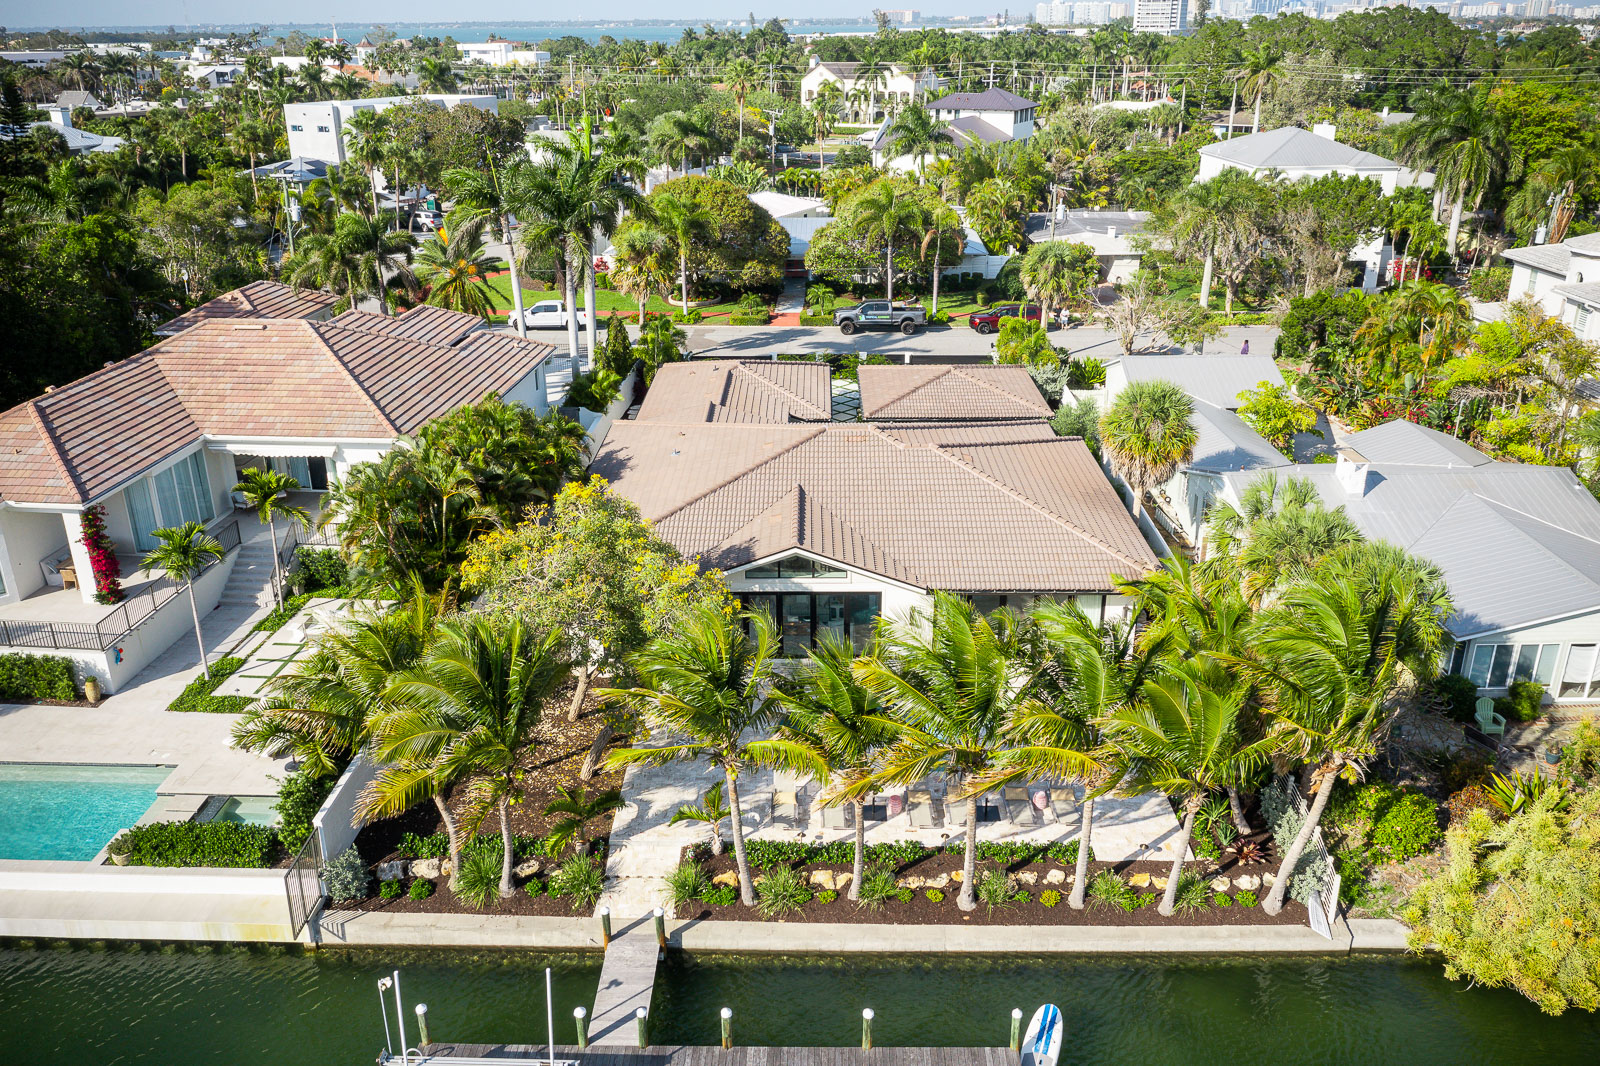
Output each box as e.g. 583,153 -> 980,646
1214,892 -> 1234,907
671,309 -> 703,324
1173,871 -> 1213,914
408,878 -> 434,900
1468,266 -> 1511,302
755,865 -> 813,917
565,368 -> 625,413
1431,673 -> 1480,723
1045,840 -> 1092,864
1562,719 -> 1600,785
817,889 -> 838,904
701,884 -> 738,906
894,887 -> 914,903
1086,869 -> 1139,912
864,840 -> 931,867
379,879 -> 403,900
856,864 -> 901,909
167,657 -> 250,713
1501,679 -> 1546,722
80,503 -> 124,603
293,547 -> 349,594
975,868 -> 1018,911
323,844 -> 371,898
728,313 -> 770,325
925,888 -> 946,903
0,654 -> 77,702
115,821 -> 279,869
253,594 -> 313,633
1014,890 -> 1033,904
1436,749 -> 1494,794
1445,784 -> 1497,826
1235,889 -> 1258,907
396,831 -> 552,861
455,848 -> 502,908
667,861 -> 709,910
1370,792 -> 1444,860
523,878 -> 545,898
273,761 -> 342,853
798,313 -> 833,325
1040,889 -> 1062,908
547,853 -> 605,911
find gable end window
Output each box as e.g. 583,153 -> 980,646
743,555 -> 846,580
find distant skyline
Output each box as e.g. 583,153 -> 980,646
1,4 -> 978,32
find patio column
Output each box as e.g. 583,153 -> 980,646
62,510 -> 98,605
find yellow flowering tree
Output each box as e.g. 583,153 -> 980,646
462,479 -> 730,778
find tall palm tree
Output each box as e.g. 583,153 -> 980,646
627,192 -> 714,313
603,602 -> 801,907
1396,86 -> 1517,258
380,616 -> 570,898
1232,544 -> 1452,915
919,199 -> 963,315
341,108 -> 389,219
143,522 -> 226,680
445,162 -> 531,333
647,110 -> 715,177
1098,380 -> 1197,518
1166,168 -> 1262,312
282,212 -> 417,315
722,57 -> 760,141
1018,241 -> 1094,326
1103,658 -> 1273,915
1238,46 -> 1282,135
851,592 -> 1038,912
414,216 -> 498,319
417,58 -> 458,93
610,222 -> 673,322
883,105 -> 953,177
854,180 -> 926,301
232,467 -> 310,611
774,635 -> 897,902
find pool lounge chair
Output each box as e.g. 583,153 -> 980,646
907,789 -> 936,829
771,790 -> 800,829
1048,786 -> 1077,823
820,803 -> 850,830
1003,786 -> 1044,827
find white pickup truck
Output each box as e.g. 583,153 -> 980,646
519,300 -> 591,330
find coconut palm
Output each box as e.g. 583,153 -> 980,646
282,212 -> 418,315
1165,168 -> 1263,312
444,163 -> 534,332
379,616 -> 570,899
850,592 -> 1039,912
723,57 -> 760,140
1018,241 -> 1095,326
1098,380 -> 1197,518
602,602 -> 805,907
543,785 -> 625,855
341,108 -> 388,219
883,104 -> 953,177
627,192 -> 714,313
854,180 -> 926,301
417,58 -> 458,93
232,467 -> 311,611
1396,86 -> 1517,258
142,522 -> 226,680
1232,543 -> 1452,915
919,199 -> 963,315
648,110 -> 715,176
774,634 -> 897,902
1238,46 -> 1283,135
414,216 -> 498,319
1103,658 -> 1274,915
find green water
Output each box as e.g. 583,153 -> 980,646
2,944 -> 1597,1064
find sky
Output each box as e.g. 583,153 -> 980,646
0,1 -> 972,32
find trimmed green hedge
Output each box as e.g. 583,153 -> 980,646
253,594 -> 313,634
0,654 -> 77,702
167,657 -> 250,713
728,314 -> 770,326
798,314 -> 833,326
111,821 -> 279,868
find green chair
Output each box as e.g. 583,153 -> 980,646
1475,696 -> 1507,740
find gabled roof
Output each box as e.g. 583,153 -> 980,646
635,360 -> 832,424
0,309 -> 553,506
1552,281 -> 1600,309
1197,126 -> 1401,172
1110,354 -> 1284,410
1343,420 -> 1493,469
926,87 -> 1036,111
591,421 -> 1159,593
1187,402 -> 1288,474
1502,231 -> 1600,276
156,281 -> 340,335
856,365 -> 1051,422
946,115 -> 1013,145
1023,210 -> 1149,243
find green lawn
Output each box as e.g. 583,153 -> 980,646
482,275 -> 745,318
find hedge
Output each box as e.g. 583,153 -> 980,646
728,314 -> 770,326
292,547 -> 348,594
111,821 -> 279,868
1496,679 -> 1545,723
798,314 -> 834,326
167,656 -> 250,713
0,654 -> 77,702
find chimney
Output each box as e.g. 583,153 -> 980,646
1107,226 -> 1116,240
47,105 -> 72,129
1381,105 -> 1390,119
1334,454 -> 1374,497
1311,122 -> 1337,142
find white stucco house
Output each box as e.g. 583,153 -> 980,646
1501,231 -> 1600,343
1023,208 -> 1151,285
801,58 -> 942,115
283,94 -> 498,167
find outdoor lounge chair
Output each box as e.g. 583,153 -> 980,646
907,789 -> 936,829
1048,785 -> 1077,823
771,790 -> 800,829
820,803 -> 850,831
1475,697 -> 1507,741
1003,786 -> 1044,827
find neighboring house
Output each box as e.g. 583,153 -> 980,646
3,108 -> 125,155
154,280 -> 340,337
1023,209 -> 1150,285
635,360 -> 833,424
1214,420 -> 1600,705
184,63 -> 245,88
872,86 -> 1037,172
856,364 -> 1052,422
458,41 -> 514,64
54,90 -> 103,111
283,95 -> 498,166
777,207 -> 1005,281
592,419 -> 1160,652
750,191 -> 830,220
800,58 -> 941,112
1501,231 -> 1600,343
1099,353 -> 1285,412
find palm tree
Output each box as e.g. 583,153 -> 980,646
1165,168 -> 1262,312
447,159 -> 530,332
142,522 -> 226,680
883,105 -> 953,177
413,216 -> 500,319
282,212 -> 418,315
380,616 -> 570,898
543,785 -> 625,855
610,222 -> 673,322
1103,658 -> 1273,916
723,57 -> 760,141
1238,47 -> 1282,135
774,635 -> 896,902
647,110 -> 715,177
232,467 -> 311,611
669,781 -> 731,856
854,180 -> 926,301
341,108 -> 389,219
1018,241 -> 1094,326
629,192 -> 714,313
1395,86 -> 1516,258
417,58 -> 458,93
1203,474 -> 1363,607
1233,544 -> 1452,915
602,602 -> 802,907
1098,380 -> 1197,518
919,199 -> 963,315
851,592 -> 1038,912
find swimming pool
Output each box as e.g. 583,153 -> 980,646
204,795 -> 279,826
0,763 -> 173,861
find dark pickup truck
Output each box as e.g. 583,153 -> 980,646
833,300 -> 926,336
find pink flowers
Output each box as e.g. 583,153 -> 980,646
80,505 -> 123,605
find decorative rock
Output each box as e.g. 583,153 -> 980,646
833,873 -> 852,892
712,871 -> 739,887
1210,876 -> 1232,892
927,874 -> 950,889
1017,871 -> 1038,885
377,860 -> 407,882
1151,876 -> 1168,890
1128,872 -> 1151,888
409,858 -> 442,880
1262,873 -> 1276,887
809,870 -> 835,890
1235,874 -> 1260,891
949,870 -> 964,883
1043,868 -> 1066,885
513,859 -> 542,879
901,876 -> 926,889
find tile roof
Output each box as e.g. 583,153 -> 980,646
591,421 -> 1159,592
635,360 -> 833,423
927,87 -> 1037,111
0,310 -> 553,506
156,281 -> 340,335
1110,354 -> 1284,410
857,365 -> 1052,421
1197,127 -> 1401,171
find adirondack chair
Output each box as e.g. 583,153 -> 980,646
1475,696 -> 1507,740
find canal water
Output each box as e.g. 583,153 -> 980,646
3,942 -> 1597,1064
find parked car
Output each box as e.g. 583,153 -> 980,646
833,300 -> 926,336
409,208 -> 442,232
520,300 -> 590,330
967,303 -> 1043,335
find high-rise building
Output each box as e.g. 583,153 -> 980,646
1133,0 -> 1188,33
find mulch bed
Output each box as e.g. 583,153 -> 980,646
334,677 -> 625,916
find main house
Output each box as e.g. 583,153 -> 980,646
600,360 -> 1160,651
801,58 -> 942,117
872,87 -> 1038,173
0,295 -> 553,689
1501,231 -> 1600,343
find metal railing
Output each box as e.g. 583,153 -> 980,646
278,522 -> 340,571
0,517 -> 242,654
284,829 -> 325,940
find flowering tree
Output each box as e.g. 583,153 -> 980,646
79,505 -> 123,604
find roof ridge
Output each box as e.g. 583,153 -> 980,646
934,441 -> 1153,572
804,490 -> 923,586
737,362 -> 830,419
949,365 -> 1044,411
308,321 -> 401,434
862,365 -> 948,417
1477,490 -> 1600,550
652,426 -> 831,525
23,400 -> 85,502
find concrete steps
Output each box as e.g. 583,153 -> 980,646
217,534 -> 282,609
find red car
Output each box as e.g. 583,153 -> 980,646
967,303 -> 1044,334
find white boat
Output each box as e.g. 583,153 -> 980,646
1020,1003 -> 1064,1066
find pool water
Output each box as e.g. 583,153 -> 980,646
212,796 -> 279,826
0,763 -> 172,861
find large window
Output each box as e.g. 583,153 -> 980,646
743,555 -> 846,581
1467,641 -> 1561,690
1560,644 -> 1600,699
739,592 -> 880,655
126,451 -> 214,552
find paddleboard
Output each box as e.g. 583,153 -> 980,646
1020,1003 -> 1063,1066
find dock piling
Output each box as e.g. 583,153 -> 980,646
720,1007 -> 733,1050
654,906 -> 666,948
415,1002 -> 430,1047
574,1006 -> 588,1049
861,1008 -> 874,1051
598,906 -> 612,947
635,1007 -> 649,1048
1009,1008 -> 1022,1052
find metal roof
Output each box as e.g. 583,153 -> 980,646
1023,210 -> 1149,243
1197,126 -> 1401,172
1186,402 -> 1289,474
1343,420 -> 1493,469
1109,354 -> 1284,410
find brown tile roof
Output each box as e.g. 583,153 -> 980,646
857,364 -> 1053,422
636,360 -> 833,423
591,421 -> 1159,592
155,281 -> 340,335
0,311 -> 554,506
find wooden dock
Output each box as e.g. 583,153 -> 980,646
415,1044 -> 1016,1065
588,921 -> 662,1045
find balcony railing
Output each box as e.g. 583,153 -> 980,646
0,517 -> 242,654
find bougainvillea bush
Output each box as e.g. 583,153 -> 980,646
80,504 -> 123,604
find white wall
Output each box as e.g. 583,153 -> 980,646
1456,610 -> 1600,703
0,508 -> 70,603
285,95 -> 499,166
502,362 -> 552,416
314,752 -> 381,860
1195,155 -> 1401,196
